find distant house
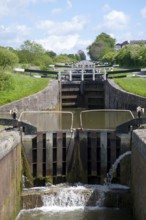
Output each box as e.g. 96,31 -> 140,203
115,41 -> 129,50
115,43 -> 122,50
130,40 -> 146,44
115,40 -> 146,50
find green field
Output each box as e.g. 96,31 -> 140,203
0,73 -> 50,105
114,77 -> 146,97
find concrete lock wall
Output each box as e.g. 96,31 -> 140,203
105,79 -> 146,110
131,129 -> 146,220
0,80 -> 59,113
0,131 -> 21,220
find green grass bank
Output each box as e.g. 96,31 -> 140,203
0,73 -> 50,106
114,77 -> 146,97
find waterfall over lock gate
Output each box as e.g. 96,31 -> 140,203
22,183 -> 131,210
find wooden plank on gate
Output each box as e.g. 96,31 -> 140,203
91,131 -> 97,176
79,130 -> 88,183
109,131 -> 117,164
100,131 -> 107,175
37,132 -> 43,176
66,130 -> 75,173
57,132 -> 63,176
46,132 -> 53,177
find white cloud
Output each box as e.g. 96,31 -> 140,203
51,0 -> 72,15
95,10 -> 129,31
0,0 -> 56,18
43,0 -> 57,2
36,12 -> 90,53
37,34 -> 91,54
51,8 -> 63,14
36,13 -> 90,54
37,34 -> 79,53
38,16 -> 88,35
73,39 -> 92,53
0,24 -> 31,47
0,24 -> 30,36
0,0 -> 37,17
140,6 -> 146,18
102,4 -> 111,13
67,0 -> 72,9
104,10 -> 129,30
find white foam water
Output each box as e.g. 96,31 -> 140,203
15,183 -> 131,220
40,183 -> 129,209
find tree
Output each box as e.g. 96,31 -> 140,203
18,40 -> 45,64
68,53 -> 80,62
101,50 -> 117,65
54,54 -> 71,64
20,40 -> 45,54
87,32 -> 116,61
53,53 -> 80,64
77,50 -> 86,60
114,44 -> 146,68
0,47 -> 19,69
46,50 -> 56,58
35,54 -> 53,70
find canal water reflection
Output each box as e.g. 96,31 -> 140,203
0,109 -> 137,131
0,109 -> 134,131
16,207 -> 132,220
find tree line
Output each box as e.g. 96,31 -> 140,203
0,40 -> 86,71
1,32 -> 146,71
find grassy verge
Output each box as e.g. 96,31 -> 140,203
0,73 -> 50,105
114,77 -> 146,97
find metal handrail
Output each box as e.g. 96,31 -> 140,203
80,109 -> 135,129
18,110 -> 74,131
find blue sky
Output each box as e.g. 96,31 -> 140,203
0,0 -> 146,55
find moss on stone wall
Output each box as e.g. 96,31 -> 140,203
21,144 -> 33,187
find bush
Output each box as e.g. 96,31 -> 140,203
0,47 -> 19,69
0,71 -> 13,91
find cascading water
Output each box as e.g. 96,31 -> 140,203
105,151 -> 132,185
16,183 -> 132,220
22,184 -> 107,209
42,187 -> 89,207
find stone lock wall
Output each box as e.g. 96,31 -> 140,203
131,129 -> 146,220
105,79 -> 146,110
0,131 -> 21,220
0,80 -> 59,220
0,80 -> 59,113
